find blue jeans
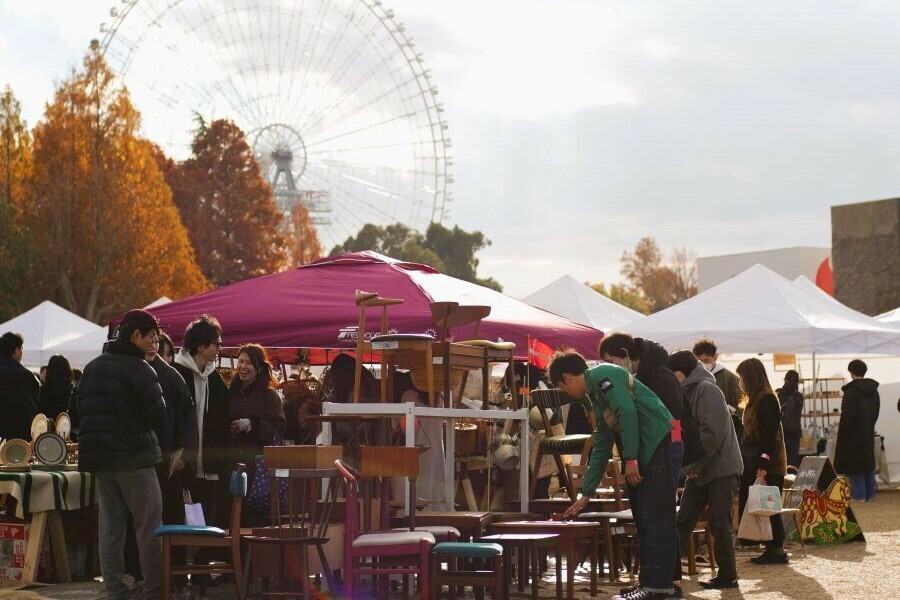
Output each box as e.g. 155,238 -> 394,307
847,471 -> 877,501
627,436 -> 676,595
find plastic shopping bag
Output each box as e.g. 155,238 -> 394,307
737,506 -> 772,541
183,489 -> 206,526
746,476 -> 783,516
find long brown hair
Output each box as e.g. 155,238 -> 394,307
736,357 -> 774,403
234,343 -> 278,390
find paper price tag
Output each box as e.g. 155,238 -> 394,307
275,469 -> 289,478
372,341 -> 399,350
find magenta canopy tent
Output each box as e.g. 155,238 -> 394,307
125,252 -> 602,362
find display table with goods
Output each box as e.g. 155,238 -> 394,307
0,413 -> 92,583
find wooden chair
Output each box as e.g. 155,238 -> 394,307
527,389 -> 592,501
240,467 -> 342,600
422,302 -> 515,409
335,457 -> 435,600
430,542 -> 505,600
353,290 -> 436,405
156,463 -> 247,600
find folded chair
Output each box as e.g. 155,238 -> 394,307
527,389 -> 592,501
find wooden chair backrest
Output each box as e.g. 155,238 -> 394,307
359,446 -> 420,531
268,467 -> 342,540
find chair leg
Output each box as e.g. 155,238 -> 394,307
232,540 -> 244,598
431,553 -> 440,600
495,554 -> 505,600
241,542 -> 254,600
552,454 -> 573,500
529,449 -> 544,501
419,543 -> 431,600
706,530 -> 716,571
161,540 -> 171,600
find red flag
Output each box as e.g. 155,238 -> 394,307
528,336 -> 554,370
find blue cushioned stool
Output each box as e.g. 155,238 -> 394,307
431,542 -> 504,600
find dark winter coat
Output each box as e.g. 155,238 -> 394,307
226,375 -> 286,468
777,387 -> 804,438
38,379 -> 74,421
741,391 -> 787,476
834,378 -> 880,474
0,356 -> 40,441
149,355 -> 198,458
75,340 -> 164,472
635,338 -> 704,464
172,360 -> 231,478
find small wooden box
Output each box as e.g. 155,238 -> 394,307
359,446 -> 420,477
262,445 -> 343,469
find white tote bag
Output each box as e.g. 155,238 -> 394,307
746,476 -> 783,516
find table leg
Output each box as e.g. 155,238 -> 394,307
604,522 -> 616,582
530,545 -> 539,600
555,546 -> 562,600
589,534 -> 598,597
565,538 -> 575,600
47,511 -> 71,582
22,511 -> 48,582
518,545 -> 525,592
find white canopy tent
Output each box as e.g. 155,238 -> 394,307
522,274 -> 645,332
621,264 -> 900,354
876,307 -> 900,324
44,297 -> 173,367
0,301 -> 103,368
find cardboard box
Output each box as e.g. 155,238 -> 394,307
0,521 -> 49,581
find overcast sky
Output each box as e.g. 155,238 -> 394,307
3,1 -> 899,297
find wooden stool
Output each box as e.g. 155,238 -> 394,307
481,533 -> 561,600
431,542 -> 504,599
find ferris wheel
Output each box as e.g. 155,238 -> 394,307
98,0 -> 452,249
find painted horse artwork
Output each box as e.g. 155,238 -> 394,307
798,476 -> 864,544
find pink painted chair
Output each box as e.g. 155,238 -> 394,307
335,458 -> 435,599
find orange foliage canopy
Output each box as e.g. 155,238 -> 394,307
165,118 -> 286,286
23,46 -> 207,323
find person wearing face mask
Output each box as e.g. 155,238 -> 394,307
692,339 -> 742,411
227,343 -> 286,525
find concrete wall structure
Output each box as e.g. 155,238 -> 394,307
831,197 -> 900,316
697,247 -> 831,292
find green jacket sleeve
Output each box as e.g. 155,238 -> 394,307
606,377 -> 640,461
581,424 -> 613,496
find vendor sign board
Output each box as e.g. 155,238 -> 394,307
783,456 -> 864,544
0,521 -> 49,581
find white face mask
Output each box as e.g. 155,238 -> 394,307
703,361 -> 715,372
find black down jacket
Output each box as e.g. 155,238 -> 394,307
75,340 -> 164,472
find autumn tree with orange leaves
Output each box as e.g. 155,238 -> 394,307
165,118 -> 286,286
620,237 -> 697,313
282,203 -> 323,266
23,43 -> 207,323
0,86 -> 33,320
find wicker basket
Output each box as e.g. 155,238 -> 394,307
410,367 -> 464,398
454,421 -> 479,456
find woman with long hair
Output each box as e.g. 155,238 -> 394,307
227,344 -> 286,524
38,354 -> 74,420
736,358 -> 788,565
776,370 -> 804,471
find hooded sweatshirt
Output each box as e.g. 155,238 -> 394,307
710,362 -> 742,410
680,363 -> 743,486
174,349 -> 226,480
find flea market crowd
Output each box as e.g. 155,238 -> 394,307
0,307 -> 883,600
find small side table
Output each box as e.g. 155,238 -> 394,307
481,533 -> 562,600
